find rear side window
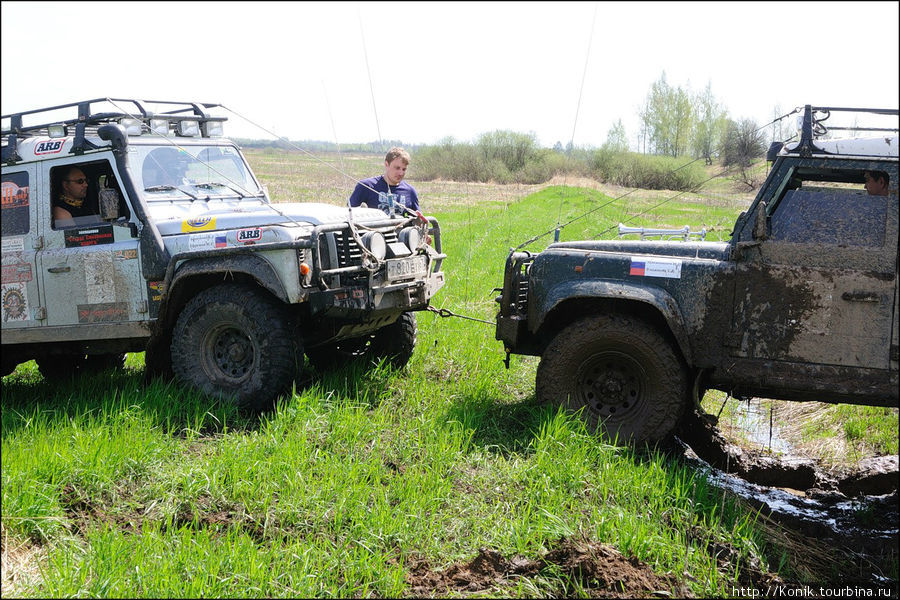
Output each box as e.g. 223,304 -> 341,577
1,171 -> 30,236
770,189 -> 887,247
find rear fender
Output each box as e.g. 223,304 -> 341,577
534,280 -> 693,364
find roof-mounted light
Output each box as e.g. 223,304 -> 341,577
48,124 -> 67,138
149,118 -> 170,136
202,120 -> 224,137
176,120 -> 200,137
118,117 -> 143,136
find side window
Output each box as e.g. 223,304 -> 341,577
768,169 -> 887,248
770,190 -> 886,247
50,161 -> 129,229
1,171 -> 30,236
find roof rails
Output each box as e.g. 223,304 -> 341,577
2,98 -> 225,165
794,104 -> 899,157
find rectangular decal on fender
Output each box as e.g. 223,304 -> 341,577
630,257 -> 682,279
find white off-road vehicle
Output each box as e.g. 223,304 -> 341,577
1,98 -> 445,408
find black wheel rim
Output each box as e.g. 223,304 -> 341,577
575,350 -> 646,423
204,325 -> 256,382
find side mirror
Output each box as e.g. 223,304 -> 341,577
752,201 -> 768,240
99,187 -> 121,221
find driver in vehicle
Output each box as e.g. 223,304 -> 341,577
52,166 -> 98,227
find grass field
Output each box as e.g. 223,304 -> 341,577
2,150 -> 896,597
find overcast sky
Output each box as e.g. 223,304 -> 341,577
2,1 -> 898,149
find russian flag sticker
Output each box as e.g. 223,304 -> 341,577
629,260 -> 645,276
215,235 -> 227,248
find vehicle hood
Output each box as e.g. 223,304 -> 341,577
149,200 -> 390,235
547,239 -> 731,261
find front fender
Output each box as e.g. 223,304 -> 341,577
154,254 -> 291,332
533,279 -> 693,364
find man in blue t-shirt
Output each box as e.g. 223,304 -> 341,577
348,147 -> 420,213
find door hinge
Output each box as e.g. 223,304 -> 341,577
32,235 -> 43,250
33,306 -> 46,320
137,300 -> 148,314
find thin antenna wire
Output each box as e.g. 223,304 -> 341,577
321,79 -> 346,176
556,2 -> 598,238
359,9 -> 384,153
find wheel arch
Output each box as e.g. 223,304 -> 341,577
534,282 -> 693,365
156,255 -> 291,335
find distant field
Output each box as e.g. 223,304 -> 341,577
2,150 -> 895,597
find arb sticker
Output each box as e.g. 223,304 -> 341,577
34,139 -> 66,155
237,228 -> 262,243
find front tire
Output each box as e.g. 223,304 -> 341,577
536,314 -> 688,444
306,312 -> 417,372
171,283 -> 300,410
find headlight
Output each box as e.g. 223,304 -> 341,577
399,226 -> 421,251
361,231 -> 386,260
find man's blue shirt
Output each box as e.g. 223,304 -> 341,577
348,176 -> 420,212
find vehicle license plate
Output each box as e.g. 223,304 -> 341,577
387,255 -> 427,281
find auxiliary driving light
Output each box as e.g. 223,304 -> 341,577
118,117 -> 143,136
399,226 -> 421,251
149,118 -> 171,136
176,119 -> 200,137
202,120 -> 224,137
361,231 -> 386,261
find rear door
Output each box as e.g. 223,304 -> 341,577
2,165 -> 42,327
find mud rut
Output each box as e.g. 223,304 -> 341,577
401,409 -> 897,598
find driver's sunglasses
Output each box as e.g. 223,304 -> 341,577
66,178 -> 88,184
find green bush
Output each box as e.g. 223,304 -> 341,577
415,134 -> 705,190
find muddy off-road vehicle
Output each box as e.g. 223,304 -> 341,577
1,98 -> 445,407
496,105 -> 898,444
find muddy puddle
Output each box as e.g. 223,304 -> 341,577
675,406 -> 898,588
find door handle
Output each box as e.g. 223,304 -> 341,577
47,266 -> 71,273
841,291 -> 880,302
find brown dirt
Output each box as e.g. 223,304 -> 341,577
402,537 -> 690,598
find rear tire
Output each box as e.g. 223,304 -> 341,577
536,314 -> 688,445
306,312 -> 417,372
170,283 -> 300,410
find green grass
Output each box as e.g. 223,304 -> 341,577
2,156 -> 891,597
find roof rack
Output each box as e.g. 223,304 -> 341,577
793,104 -> 898,157
2,98 -> 225,164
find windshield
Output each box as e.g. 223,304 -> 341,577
132,144 -> 263,200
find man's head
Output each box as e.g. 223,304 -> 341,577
383,147 -> 411,186
864,170 -> 889,196
62,167 -> 88,201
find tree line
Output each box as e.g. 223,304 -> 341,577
240,72 -> 772,190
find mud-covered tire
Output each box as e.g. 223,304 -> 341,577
170,283 -> 300,410
536,314 -> 688,445
306,312 -> 417,372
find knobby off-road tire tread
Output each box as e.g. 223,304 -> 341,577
372,312 -> 417,369
536,314 -> 688,444
305,312 -> 417,373
171,283 -> 300,410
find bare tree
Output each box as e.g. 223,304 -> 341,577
721,118 -> 767,189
